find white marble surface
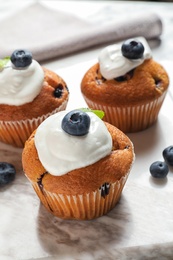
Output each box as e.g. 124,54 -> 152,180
1,1 -> 173,260
0,60 -> 173,260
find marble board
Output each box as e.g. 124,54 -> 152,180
0,60 -> 173,260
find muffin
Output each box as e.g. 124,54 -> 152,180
81,37 -> 169,133
0,49 -> 69,147
22,109 -> 135,220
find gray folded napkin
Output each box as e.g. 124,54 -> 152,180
0,2 -> 162,62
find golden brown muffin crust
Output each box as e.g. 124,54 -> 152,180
22,122 -> 134,195
81,59 -> 169,106
0,67 -> 69,121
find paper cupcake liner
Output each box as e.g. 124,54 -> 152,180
30,175 -> 128,220
83,92 -> 167,133
0,99 -> 68,147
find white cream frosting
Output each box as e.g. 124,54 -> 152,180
35,110 -> 112,176
0,60 -> 44,106
98,37 -> 152,80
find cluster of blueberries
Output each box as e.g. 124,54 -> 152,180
150,146 -> 173,178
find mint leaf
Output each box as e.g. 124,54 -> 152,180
79,108 -> 105,119
0,57 -> 10,69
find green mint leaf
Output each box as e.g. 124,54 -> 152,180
79,108 -> 105,119
0,57 -> 10,69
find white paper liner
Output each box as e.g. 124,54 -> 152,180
83,92 -> 167,133
0,99 -> 68,147
31,175 -> 128,220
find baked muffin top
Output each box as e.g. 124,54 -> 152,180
22,110 -> 134,195
0,67 -> 69,121
81,37 -> 169,106
0,49 -> 69,121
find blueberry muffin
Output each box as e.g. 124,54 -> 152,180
81,37 -> 169,133
0,49 -> 69,147
22,109 -> 135,220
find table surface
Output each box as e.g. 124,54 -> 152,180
1,1 -> 173,260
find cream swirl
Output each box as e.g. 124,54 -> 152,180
98,37 -> 152,80
0,60 -> 44,106
35,110 -> 112,176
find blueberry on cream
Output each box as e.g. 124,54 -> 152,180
62,110 -> 91,136
121,39 -> 144,59
34,110 -> 112,176
0,49 -> 44,106
98,36 -> 152,80
11,49 -> 32,68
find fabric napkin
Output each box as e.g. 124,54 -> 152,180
0,2 -> 162,62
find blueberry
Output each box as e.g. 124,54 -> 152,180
115,69 -> 134,82
54,84 -> 63,98
163,146 -> 173,166
149,161 -> 169,178
115,75 -> 126,82
11,49 -> 32,68
121,39 -> 144,59
0,162 -> 16,186
61,110 -> 90,136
